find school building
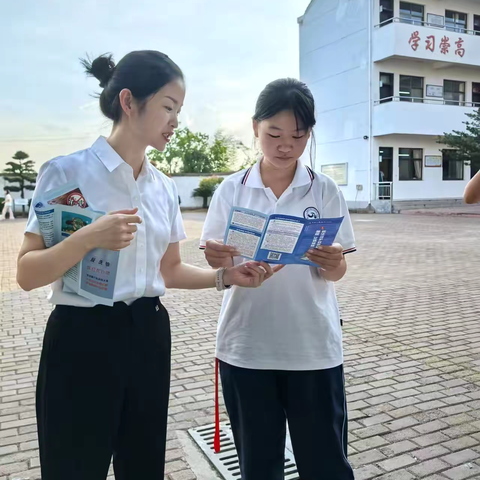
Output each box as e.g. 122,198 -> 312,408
299,0 -> 480,211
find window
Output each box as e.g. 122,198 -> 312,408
399,148 -> 423,180
380,73 -> 394,103
379,147 -> 393,183
380,0 -> 394,25
473,83 -> 480,107
475,15 -> 480,35
400,2 -> 424,25
444,80 -> 465,106
446,10 -> 467,33
442,150 -> 464,181
400,75 -> 424,102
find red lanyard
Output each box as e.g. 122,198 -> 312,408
214,357 -> 221,453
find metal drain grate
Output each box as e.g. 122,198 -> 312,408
189,422 -> 300,480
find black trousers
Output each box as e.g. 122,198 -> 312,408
36,297 -> 171,480
220,361 -> 355,480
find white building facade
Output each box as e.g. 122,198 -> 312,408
299,0 -> 480,211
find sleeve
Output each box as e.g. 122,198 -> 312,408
25,160 -> 67,236
169,181 -> 187,243
199,179 -> 234,249
322,189 -> 356,254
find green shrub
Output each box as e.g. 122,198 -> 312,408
192,177 -> 224,208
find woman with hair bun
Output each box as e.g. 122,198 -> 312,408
17,51 -> 278,480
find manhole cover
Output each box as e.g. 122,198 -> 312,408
189,422 -> 299,480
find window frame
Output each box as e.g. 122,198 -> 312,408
380,0 -> 394,25
379,147 -> 394,183
399,75 -> 424,103
399,1 -> 425,25
444,80 -> 466,106
380,72 -> 395,103
473,82 -> 480,107
399,148 -> 424,181
445,10 -> 468,33
474,14 -> 480,34
442,149 -> 464,181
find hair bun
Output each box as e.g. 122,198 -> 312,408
81,53 -> 116,88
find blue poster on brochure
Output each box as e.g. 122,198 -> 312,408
224,207 -> 344,267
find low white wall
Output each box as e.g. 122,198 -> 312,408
172,173 -> 233,209
0,177 -> 34,212
1,174 -> 235,211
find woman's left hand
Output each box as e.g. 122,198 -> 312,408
305,243 -> 344,271
223,262 -> 284,288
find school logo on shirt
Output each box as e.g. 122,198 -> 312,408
304,207 -> 320,219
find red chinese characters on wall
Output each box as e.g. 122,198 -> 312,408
409,31 -> 421,51
425,35 -> 435,52
456,38 -> 465,57
440,36 -> 450,55
408,32 -> 466,58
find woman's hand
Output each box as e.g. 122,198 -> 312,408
204,239 -> 239,268
223,261 -> 284,288
78,208 -> 142,251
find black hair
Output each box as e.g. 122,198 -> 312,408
4,189 -> 10,194
80,50 -> 184,123
253,78 -> 316,132
253,78 -> 317,173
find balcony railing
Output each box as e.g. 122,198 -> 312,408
374,96 -> 480,107
375,17 -> 479,35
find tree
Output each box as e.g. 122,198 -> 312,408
438,108 -> 480,178
181,129 -> 211,173
147,148 -> 178,175
192,177 -> 224,208
148,127 -> 240,174
147,128 -> 188,175
238,141 -> 261,170
209,131 -> 240,173
1,151 -> 37,215
148,127 -> 210,174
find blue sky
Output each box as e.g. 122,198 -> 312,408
0,0 -> 310,169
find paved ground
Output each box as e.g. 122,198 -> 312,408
1,212 -> 480,480
401,205 -> 480,217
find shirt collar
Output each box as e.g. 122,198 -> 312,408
243,159 -> 314,189
91,136 -> 156,181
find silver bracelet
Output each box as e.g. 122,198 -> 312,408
215,268 -> 225,291
215,267 -> 232,291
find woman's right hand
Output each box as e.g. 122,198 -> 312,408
79,208 -> 142,251
204,239 -> 240,268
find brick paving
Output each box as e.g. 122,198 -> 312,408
1,212 -> 480,479
0,220 -> 24,292
401,205 -> 480,217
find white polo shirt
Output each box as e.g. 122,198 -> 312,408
200,160 -> 356,371
25,136 -> 186,307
